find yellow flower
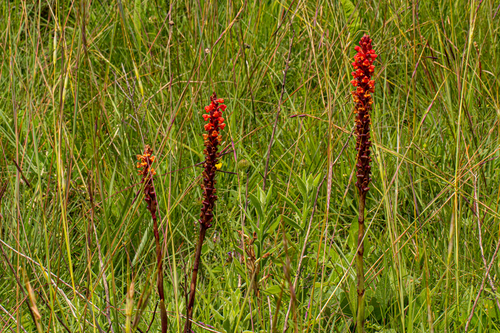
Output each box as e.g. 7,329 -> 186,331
215,162 -> 222,170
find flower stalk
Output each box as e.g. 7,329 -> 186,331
350,35 -> 377,333
184,92 -> 226,333
137,146 -> 168,333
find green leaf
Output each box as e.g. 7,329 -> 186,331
210,304 -> 225,321
212,266 -> 223,273
266,217 -> 281,236
258,186 -> 266,205
133,0 -> 143,47
265,184 -> 274,208
280,193 -> 301,216
281,214 -> 304,232
340,0 -> 361,36
295,173 -> 308,199
233,259 -> 247,277
313,172 -> 322,188
264,285 -> 282,295
132,228 -> 149,267
249,193 -> 264,221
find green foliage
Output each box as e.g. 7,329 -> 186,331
1,0 -> 500,332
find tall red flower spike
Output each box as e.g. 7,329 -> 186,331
351,35 -> 377,333
184,92 -> 226,333
351,35 -> 377,195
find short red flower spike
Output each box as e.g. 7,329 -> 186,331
351,34 -> 377,195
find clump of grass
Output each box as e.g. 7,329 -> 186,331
350,35 -> 377,333
137,146 -> 168,333
184,92 -> 226,333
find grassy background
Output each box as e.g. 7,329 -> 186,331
1,0 -> 500,332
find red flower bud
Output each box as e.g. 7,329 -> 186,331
216,98 -> 224,103
219,123 -> 226,130
202,114 -> 210,121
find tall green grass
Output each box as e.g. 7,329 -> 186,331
1,0 -> 500,332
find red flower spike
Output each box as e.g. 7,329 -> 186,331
198,93 -> 227,229
351,34 -> 376,195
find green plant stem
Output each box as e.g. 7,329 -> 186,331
153,216 -> 168,333
356,192 -> 366,333
184,225 -> 207,333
